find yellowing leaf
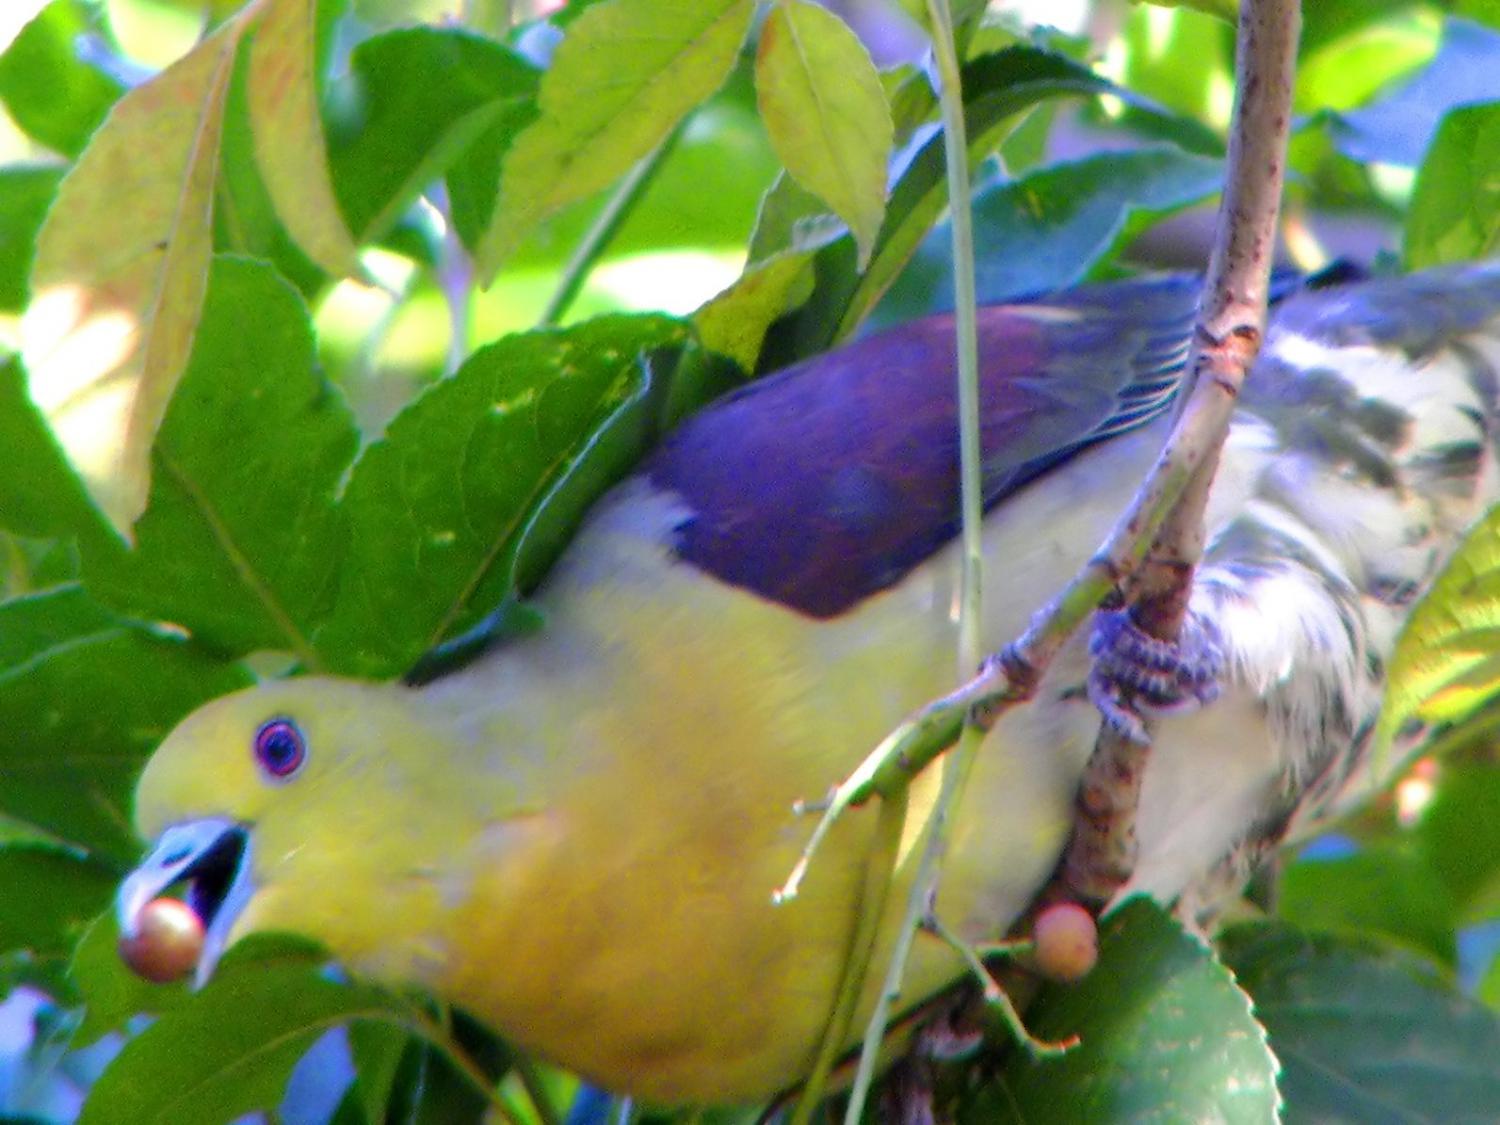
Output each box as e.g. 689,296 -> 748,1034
248,0 -> 360,277
1379,504 -> 1500,756
23,13 -> 248,536
475,0 -> 755,280
755,0 -> 892,268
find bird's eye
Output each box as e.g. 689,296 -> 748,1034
253,718 -> 306,779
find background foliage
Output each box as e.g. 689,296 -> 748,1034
0,0 -> 1498,1121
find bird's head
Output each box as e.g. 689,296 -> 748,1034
117,676 -> 499,988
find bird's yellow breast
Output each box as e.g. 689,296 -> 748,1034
398,472 -> 1126,1102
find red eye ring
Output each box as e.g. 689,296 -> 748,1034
253,718 -> 306,779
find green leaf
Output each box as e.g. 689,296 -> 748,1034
971,898 -> 1278,1123
78,940 -> 421,1125
1405,100 -> 1500,269
0,845 -> 117,995
1458,1 -> 1500,32
70,913 -> 190,1046
755,1 -> 892,267
378,1012 -> 510,1125
0,166 -> 61,312
1222,922 -> 1500,1121
1415,763 -> 1500,922
1377,503 -> 1500,754
1295,13 -> 1439,116
1280,846 -> 1457,966
328,26 -> 539,245
0,0 -> 123,157
875,145 -> 1221,324
692,249 -> 817,373
0,586 -> 251,860
344,1019 -> 411,1125
752,45 -> 1152,362
1116,4 -> 1232,129
1137,0 -> 1237,22
1481,950 -> 1500,1010
81,257 -> 358,665
475,0 -> 757,277
318,314 -> 686,677
0,355 -> 110,544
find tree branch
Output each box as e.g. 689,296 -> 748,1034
1056,0 -> 1299,908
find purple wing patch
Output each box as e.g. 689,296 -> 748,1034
647,275 -> 1202,617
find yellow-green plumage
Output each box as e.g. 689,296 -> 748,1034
134,444 -> 1158,1100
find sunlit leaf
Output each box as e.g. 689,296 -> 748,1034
1117,4 -> 1233,131
1295,13 -> 1439,116
1378,503 -> 1500,753
247,0 -> 360,277
475,0 -> 756,278
23,13 -> 249,535
0,353 -> 111,547
755,1 -> 892,267
752,46 -> 1153,361
1405,99 -> 1500,268
216,33 -> 327,297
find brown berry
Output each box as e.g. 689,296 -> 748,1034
118,897 -> 204,983
1032,902 -> 1098,982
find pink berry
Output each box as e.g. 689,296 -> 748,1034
1032,902 -> 1098,982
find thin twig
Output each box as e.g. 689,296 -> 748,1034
786,788 -> 908,1125
844,720 -> 985,1125
537,131 -> 677,327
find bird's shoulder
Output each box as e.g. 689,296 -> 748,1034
646,275 -> 1200,617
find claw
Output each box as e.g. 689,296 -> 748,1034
1087,607 -> 1224,738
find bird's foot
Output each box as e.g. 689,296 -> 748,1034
1086,606 -> 1224,741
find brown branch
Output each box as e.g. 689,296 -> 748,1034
1055,0 -> 1300,909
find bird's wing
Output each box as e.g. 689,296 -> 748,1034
648,274 -> 1201,617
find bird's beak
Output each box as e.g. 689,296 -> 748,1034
117,817 -> 254,988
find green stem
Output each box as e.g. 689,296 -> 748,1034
843,723 -> 984,1124
789,786 -> 909,1125
513,1051 -> 565,1125
841,3 -> 983,1118
537,130 -> 677,327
